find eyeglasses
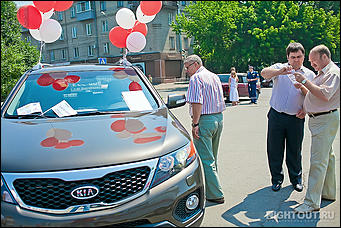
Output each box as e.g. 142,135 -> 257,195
184,62 -> 196,70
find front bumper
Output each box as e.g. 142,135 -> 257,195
1,157 -> 205,227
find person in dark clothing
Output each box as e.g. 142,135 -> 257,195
247,66 -> 259,104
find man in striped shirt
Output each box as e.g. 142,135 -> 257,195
184,55 -> 226,204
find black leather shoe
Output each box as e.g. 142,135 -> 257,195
293,183 -> 303,192
207,197 -> 225,204
272,183 -> 282,191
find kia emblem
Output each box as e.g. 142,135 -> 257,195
71,186 -> 99,200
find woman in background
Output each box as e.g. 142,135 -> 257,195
229,70 -> 239,106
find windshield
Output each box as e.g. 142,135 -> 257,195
4,67 -> 159,118
218,74 -> 230,83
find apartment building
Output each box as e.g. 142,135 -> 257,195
21,1 -> 194,83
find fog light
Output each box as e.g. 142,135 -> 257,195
185,194 -> 199,210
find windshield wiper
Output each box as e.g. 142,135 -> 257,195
65,111 -> 122,117
5,113 -> 55,119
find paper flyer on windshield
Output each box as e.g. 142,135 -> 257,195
17,102 -> 42,115
122,91 -> 153,111
51,100 -> 77,117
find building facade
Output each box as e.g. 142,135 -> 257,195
21,1 -> 194,83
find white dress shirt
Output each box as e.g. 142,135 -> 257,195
269,63 -> 315,115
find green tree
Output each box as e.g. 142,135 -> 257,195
172,1 -> 340,73
1,1 -> 39,102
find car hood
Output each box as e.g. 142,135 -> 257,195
1,107 -> 190,172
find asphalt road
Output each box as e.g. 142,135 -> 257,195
155,82 -> 340,227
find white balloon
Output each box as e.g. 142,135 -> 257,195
29,29 -> 42,41
39,19 -> 62,43
126,32 -> 146,52
41,9 -> 54,21
136,5 -> 156,24
116,8 -> 135,29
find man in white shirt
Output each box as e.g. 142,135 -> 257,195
261,42 -> 315,192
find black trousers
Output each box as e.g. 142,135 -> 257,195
267,107 -> 304,185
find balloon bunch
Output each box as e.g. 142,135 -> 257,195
17,1 -> 73,43
109,1 -> 162,53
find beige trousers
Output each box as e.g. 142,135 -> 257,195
304,110 -> 339,209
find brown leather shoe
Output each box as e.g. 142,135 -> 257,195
207,197 -> 225,204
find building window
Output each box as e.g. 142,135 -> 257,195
50,50 -> 55,62
70,7 -> 75,17
76,1 -> 91,13
100,1 -> 106,11
168,13 -> 174,25
117,1 -> 124,8
104,43 -> 109,54
72,27 -> 77,38
169,37 -> 175,50
57,12 -> 63,21
59,30 -> 64,40
184,37 -> 189,50
86,23 -> 92,35
102,20 -> 108,32
61,49 -> 66,60
74,47 -> 79,58
88,45 -> 94,56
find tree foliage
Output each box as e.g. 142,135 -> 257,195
172,1 -> 340,73
1,1 -> 39,102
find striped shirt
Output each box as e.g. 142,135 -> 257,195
186,66 -> 226,116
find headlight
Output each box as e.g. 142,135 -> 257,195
151,141 -> 197,188
1,175 -> 17,204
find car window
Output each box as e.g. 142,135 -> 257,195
5,68 -> 159,117
218,74 -> 230,83
238,75 -> 247,83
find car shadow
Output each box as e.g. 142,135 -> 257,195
221,186 -> 321,227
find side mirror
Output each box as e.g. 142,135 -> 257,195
166,93 -> 186,109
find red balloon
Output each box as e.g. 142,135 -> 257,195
132,22 -> 148,36
37,73 -> 55,86
109,26 -> 129,48
140,1 -> 162,16
52,79 -> 68,91
17,5 -> 42,29
64,75 -> 80,83
54,1 -> 73,12
33,1 -> 56,13
40,137 -> 59,147
111,120 -> 126,132
129,82 -> 142,91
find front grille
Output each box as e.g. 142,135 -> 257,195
13,166 -> 150,210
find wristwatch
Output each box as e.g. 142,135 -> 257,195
192,123 -> 199,128
301,79 -> 307,84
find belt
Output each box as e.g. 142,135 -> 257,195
308,109 -> 337,118
201,112 -> 222,116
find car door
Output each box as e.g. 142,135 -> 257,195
237,74 -> 249,97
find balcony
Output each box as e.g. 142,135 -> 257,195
76,10 -> 95,21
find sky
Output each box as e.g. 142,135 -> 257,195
14,1 -> 33,8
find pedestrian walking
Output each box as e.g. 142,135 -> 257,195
293,45 -> 340,213
229,70 -> 239,106
247,66 -> 259,104
184,54 -> 226,204
261,42 -> 315,192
